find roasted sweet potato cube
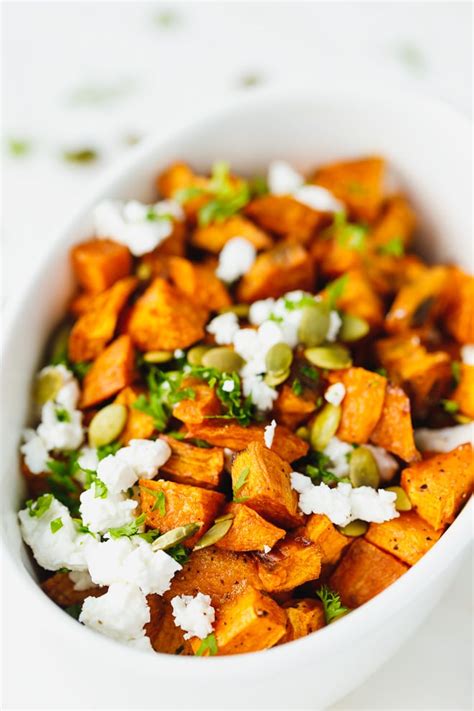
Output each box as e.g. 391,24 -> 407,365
42,572 -> 104,607
443,269 -> 474,344
159,435 -> 224,489
371,194 -> 416,249
140,478 -> 225,546
281,598 -> 325,643
157,161 -> 210,221
71,238 -> 132,294
245,195 -> 325,243
385,266 -> 448,334
127,278 -> 207,351
146,595 -> 192,655
313,238 -> 362,278
313,156 -> 385,222
257,534 -> 322,593
274,385 -> 317,429
401,444 -> 473,530
453,364 -> 474,418
322,269 -> 384,326
164,548 -> 262,608
370,384 -> 420,462
365,511 -> 442,566
192,215 -> 272,253
80,335 -> 135,408
304,514 -> 350,565
114,386 -> 155,444
153,219 -> 187,257
172,378 -> 222,425
328,368 -> 386,444
330,539 -> 408,608
364,253 -> 426,297
231,442 -> 301,528
215,503 -> 285,552
68,276 -> 138,362
185,421 -> 309,462
69,291 -> 97,317
190,586 -> 287,655
237,243 -> 316,302
168,257 -> 231,312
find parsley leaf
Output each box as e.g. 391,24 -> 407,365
283,294 -> 316,311
316,585 -> 349,624
84,470 -> 108,499
54,407 -> 71,423
233,466 -> 250,502
97,441 -> 122,460
305,452 -> 340,485
451,361 -> 461,386
332,212 -> 367,252
65,603 -> 83,620
50,517 -> 63,534
26,493 -> 53,518
166,543 -> 189,564
299,365 -> 320,382
325,274 -> 348,309
142,487 -> 166,515
45,454 -> 82,512
441,399 -> 459,415
108,513 -> 146,539
188,366 -> 254,425
292,378 -> 304,396
133,367 -> 194,431
195,632 -> 218,656
377,237 -> 405,257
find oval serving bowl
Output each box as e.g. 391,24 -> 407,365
2,86 -> 472,710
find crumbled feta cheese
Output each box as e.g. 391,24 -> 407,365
326,311 -> 342,342
77,446 -> 99,472
242,375 -> 278,411
248,298 -> 276,326
69,569 -> 98,592
79,488 -> 138,534
216,237 -> 256,283
293,185 -> 343,213
365,444 -> 399,482
171,593 -> 215,640
174,348 -> 185,359
264,419 -> 277,448
324,382 -> 346,407
290,473 -> 398,526
236,320 -> 285,377
262,545 -> 271,554
207,312 -> 240,345
415,423 -> 474,453
37,401 -> 84,451
116,438 -> 171,479
96,455 -> 137,495
18,497 -> 95,571
223,447 -> 235,473
55,380 -> 81,412
323,437 -> 353,478
460,344 -> 474,365
80,582 -> 151,645
268,160 -> 304,195
20,432 -> 49,474
222,379 -> 235,393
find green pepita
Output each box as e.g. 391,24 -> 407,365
219,303 -> 250,318
386,486 -> 412,512
201,347 -> 244,372
295,426 -> 310,442
187,345 -> 212,366
264,368 -> 291,387
151,522 -> 202,552
339,314 -> 370,342
349,446 -> 380,489
193,516 -> 234,551
143,350 -> 174,364
338,519 -> 369,537
304,344 -> 352,370
135,262 -> 152,281
88,403 -> 128,448
34,370 -> 64,405
298,303 -> 330,346
265,343 -> 293,375
309,403 -> 342,451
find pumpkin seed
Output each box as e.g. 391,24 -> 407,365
349,447 -> 380,488
386,486 -> 412,511
298,303 -> 330,346
151,522 -> 202,552
34,370 -> 63,405
187,345 -> 212,366
214,513 -> 234,523
295,426 -> 310,442
304,344 -> 352,370
143,350 -> 174,364
136,262 -> 152,280
265,343 -> 293,375
201,347 -> 244,372
339,314 -> 370,342
193,517 -> 234,551
219,303 -> 250,318
338,519 -> 369,537
264,368 -> 291,387
88,403 -> 128,448
309,403 -> 342,451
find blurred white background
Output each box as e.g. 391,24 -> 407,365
1,2 -> 472,709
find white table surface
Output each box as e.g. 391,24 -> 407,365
2,2 -> 472,709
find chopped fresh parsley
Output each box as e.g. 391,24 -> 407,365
332,212 -> 367,252
299,365 -> 319,382
46,454 -> 81,511
316,585 -> 349,624
26,493 -> 53,518
166,543 -> 189,564
72,518 -> 95,536
84,470 -> 108,499
305,452 -> 340,485
50,517 -> 63,534
248,175 -> 269,196
97,441 -> 122,460
188,365 -> 254,425
65,603 -> 83,620
49,341 -> 91,381
195,632 -> 218,656
441,399 -> 459,415
283,294 -> 316,311
375,367 -> 388,377
378,237 -> 405,257
142,487 -> 166,515
325,274 -> 348,309
108,513 -> 146,539
233,466 -> 250,502
451,361 -> 461,386
292,378 -> 304,396
54,407 -> 71,423
133,367 -> 195,431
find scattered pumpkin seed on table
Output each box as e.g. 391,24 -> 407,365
349,447 -> 380,488
88,403 -> 128,448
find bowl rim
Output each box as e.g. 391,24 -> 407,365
2,83 -> 473,678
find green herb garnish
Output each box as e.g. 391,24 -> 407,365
195,632 -> 218,656
299,364 -> 320,382
332,212 -> 367,252
142,487 -> 166,515
166,543 -> 189,564
316,585 -> 349,624
305,452 -> 340,485
188,366 -> 254,426
133,367 -> 194,431
233,466 -> 250,502
377,237 -> 405,257
108,513 -> 146,539
97,441 -> 122,460
54,407 -> 71,423
26,493 -> 53,518
451,361 -> 461,386
441,399 -> 459,415
325,274 -> 348,309
292,378 -> 304,396
50,517 -> 63,534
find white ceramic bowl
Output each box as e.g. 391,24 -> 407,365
2,86 -> 472,710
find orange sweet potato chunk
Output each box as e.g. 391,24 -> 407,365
69,291 -> 97,317
443,269 -> 474,344
168,256 -> 231,312
190,586 -> 287,655
274,385 -> 317,430
215,503 -> 286,552
173,378 -> 222,425
159,435 -> 224,489
41,573 -> 104,607
370,384 -> 420,463
257,535 -> 322,593
157,161 -> 210,221
453,364 -> 474,418
365,511 -> 442,566
304,514 -> 350,566
231,442 -> 301,528
192,215 -> 272,253
186,421 -> 309,462
237,243 -> 316,302
127,278 -> 207,351
245,195 -> 326,243
140,478 -> 225,546
328,368 -> 387,444
329,539 -> 408,608
371,193 -> 416,249
401,444 -> 473,530
385,266 -> 448,334
114,386 -> 155,444
81,335 -> 135,408
71,238 -> 132,294
281,599 -> 325,643
68,276 -> 138,362
146,596 -> 192,655
313,156 -> 385,222
322,269 -> 384,326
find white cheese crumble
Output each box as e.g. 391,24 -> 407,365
37,401 -> 84,451
242,374 -> 278,412
324,382 -> 346,407
290,473 -> 399,526
222,379 -> 235,393
216,237 -> 257,283
323,437 -> 353,478
326,310 -> 342,342
264,419 -> 277,449
69,569 -> 98,592
77,446 -> 99,473
116,438 -> 171,479
267,160 -> 342,212
262,545 -> 272,554
171,592 -> 215,640
460,344 -> 474,365
414,423 -> 474,453
293,185 -> 344,213
96,455 -> 137,495
207,312 -> 240,345
248,298 -> 276,326
79,488 -> 138,534
365,444 -> 399,482
20,431 -> 49,474
80,582 -> 151,646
